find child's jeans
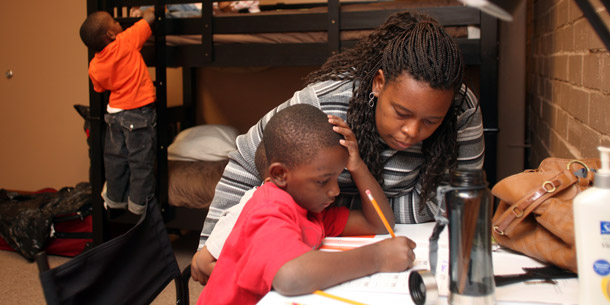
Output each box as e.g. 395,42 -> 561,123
103,103 -> 156,214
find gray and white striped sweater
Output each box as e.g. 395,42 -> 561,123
199,79 -> 484,248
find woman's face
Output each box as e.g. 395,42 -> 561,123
372,70 -> 454,151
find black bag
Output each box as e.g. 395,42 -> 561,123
0,182 -> 92,261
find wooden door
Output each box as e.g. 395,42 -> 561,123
0,0 -> 90,190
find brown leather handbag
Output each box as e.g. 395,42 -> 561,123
491,158 -> 601,273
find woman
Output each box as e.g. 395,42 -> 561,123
192,10 -> 484,284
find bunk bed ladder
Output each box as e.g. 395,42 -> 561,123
327,0 -> 340,56
202,0 -> 213,63
153,0 -> 173,223
87,0 -> 109,245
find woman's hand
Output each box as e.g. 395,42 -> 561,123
328,115 -> 365,172
191,246 -> 217,285
328,115 -> 394,234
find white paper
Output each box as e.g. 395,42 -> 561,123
259,223 -> 579,305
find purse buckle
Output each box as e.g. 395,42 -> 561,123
493,225 -> 505,235
542,181 -> 557,193
511,206 -> 524,217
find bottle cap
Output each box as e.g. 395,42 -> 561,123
599,146 -> 610,175
409,269 -> 439,305
596,146 -> 610,189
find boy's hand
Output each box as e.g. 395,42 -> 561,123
191,246 -> 217,285
328,115 -> 365,172
374,236 -> 417,272
129,7 -> 143,17
142,7 -> 155,25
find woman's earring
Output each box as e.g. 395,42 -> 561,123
368,92 -> 376,108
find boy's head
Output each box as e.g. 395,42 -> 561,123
254,139 -> 268,181
80,11 -> 123,52
263,104 -> 347,213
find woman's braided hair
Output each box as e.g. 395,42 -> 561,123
306,10 -> 465,203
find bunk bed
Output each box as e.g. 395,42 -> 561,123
85,0 -> 499,245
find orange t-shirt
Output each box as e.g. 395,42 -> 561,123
88,19 -> 155,110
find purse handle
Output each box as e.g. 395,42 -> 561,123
492,171 -> 577,236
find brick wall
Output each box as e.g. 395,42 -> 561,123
526,0 -> 610,166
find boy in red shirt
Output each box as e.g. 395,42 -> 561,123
198,104 -> 417,305
79,9 -> 156,215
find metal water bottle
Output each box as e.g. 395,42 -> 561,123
443,168 -> 495,305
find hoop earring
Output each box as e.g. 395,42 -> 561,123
368,92 -> 376,108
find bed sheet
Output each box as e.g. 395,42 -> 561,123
168,159 -> 228,209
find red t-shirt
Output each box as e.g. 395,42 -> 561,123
88,19 -> 155,110
198,182 -> 350,305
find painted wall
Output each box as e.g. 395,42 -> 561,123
497,1 -> 526,179
196,66 -> 318,133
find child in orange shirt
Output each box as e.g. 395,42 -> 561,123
80,9 -> 156,215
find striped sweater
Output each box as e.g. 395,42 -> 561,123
199,79 -> 484,248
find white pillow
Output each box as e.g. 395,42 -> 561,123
168,124 -> 239,161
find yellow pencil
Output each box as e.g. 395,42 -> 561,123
314,290 -> 367,305
365,189 -> 396,238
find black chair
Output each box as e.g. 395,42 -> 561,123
179,264 -> 193,304
35,196 -> 188,305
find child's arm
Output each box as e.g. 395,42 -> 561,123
272,236 -> 416,295
328,115 -> 394,236
141,7 -> 155,26
190,188 -> 253,284
191,246 -> 216,285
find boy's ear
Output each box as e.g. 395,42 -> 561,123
268,162 -> 288,188
106,30 -> 117,41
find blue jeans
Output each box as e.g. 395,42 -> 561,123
104,104 -> 157,208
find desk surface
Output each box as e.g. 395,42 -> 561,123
259,223 -> 578,305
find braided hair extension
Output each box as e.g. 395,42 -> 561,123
305,11 -> 466,202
